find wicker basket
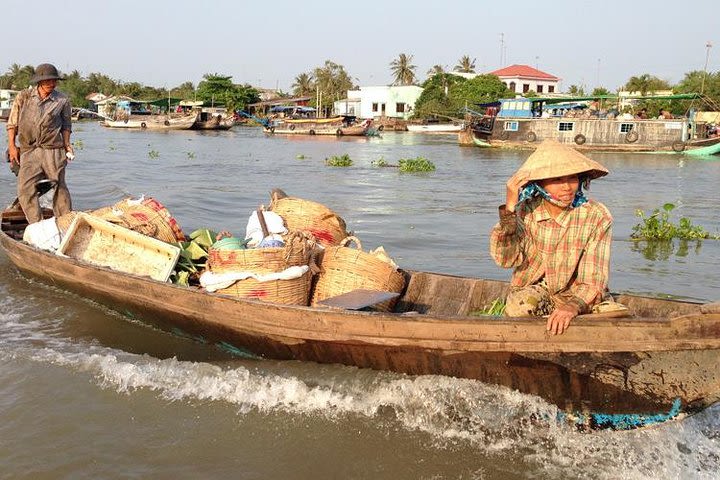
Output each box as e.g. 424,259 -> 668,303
56,198 -> 185,244
311,236 -> 405,311
208,232 -> 314,305
112,197 -> 185,243
269,194 -> 348,247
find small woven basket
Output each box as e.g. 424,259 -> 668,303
269,194 -> 348,247
311,236 -> 405,311
208,232 -> 314,305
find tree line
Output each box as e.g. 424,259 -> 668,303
4,58 -> 719,120
0,64 -> 260,113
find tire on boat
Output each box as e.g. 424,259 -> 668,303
574,133 -> 586,145
164,120 -> 170,126
672,141 -> 686,152
140,122 -> 147,129
336,129 -> 344,136
526,131 -> 537,142
499,130 -> 510,140
625,130 -> 639,143
289,124 -> 295,131
309,129 -> 316,135
269,126 -> 275,133
377,125 -> 384,131
123,118 -> 129,124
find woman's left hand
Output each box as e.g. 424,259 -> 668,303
546,303 -> 579,335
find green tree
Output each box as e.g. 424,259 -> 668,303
591,87 -> 611,96
170,81 -> 195,100
414,73 -> 512,119
454,55 -> 476,73
196,74 -> 259,112
623,74 -> 672,95
59,69 -> 92,107
567,84 -> 586,96
675,70 -> 720,108
0,63 -> 35,89
426,64 -> 445,78
312,61 -> 356,116
291,72 -> 315,96
390,53 -> 416,86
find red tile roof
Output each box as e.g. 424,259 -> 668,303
489,64 -> 559,81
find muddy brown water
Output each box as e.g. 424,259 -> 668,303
1,123 -> 718,479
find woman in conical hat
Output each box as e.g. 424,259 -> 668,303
489,140 -> 613,335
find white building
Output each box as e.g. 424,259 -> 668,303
0,89 -> 18,119
489,65 -> 560,95
333,85 -> 423,119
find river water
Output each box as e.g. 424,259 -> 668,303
1,123 -> 719,479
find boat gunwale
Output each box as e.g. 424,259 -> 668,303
2,228 -> 718,354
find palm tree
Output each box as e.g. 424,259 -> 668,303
453,55 -> 476,74
390,53 -> 416,86
624,74 -> 671,95
426,65 -> 445,77
292,73 -> 314,96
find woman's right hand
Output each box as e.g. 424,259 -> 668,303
505,171 -> 529,212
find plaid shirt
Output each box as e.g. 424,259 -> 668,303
490,197 -> 613,313
6,86 -> 72,151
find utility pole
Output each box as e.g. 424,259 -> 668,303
701,41 -> 712,94
499,33 -> 505,67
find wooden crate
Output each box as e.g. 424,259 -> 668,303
57,212 -> 180,282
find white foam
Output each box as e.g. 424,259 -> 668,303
1,303 -> 718,479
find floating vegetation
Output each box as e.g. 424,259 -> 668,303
325,154 -> 353,167
148,150 -> 160,159
296,154 -> 308,159
398,156 -> 436,173
471,298 -> 506,316
108,141 -> 116,151
371,157 -> 390,167
186,151 -> 196,159
73,139 -> 84,150
631,203 -> 720,240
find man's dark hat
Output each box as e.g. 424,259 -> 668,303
31,63 -> 65,84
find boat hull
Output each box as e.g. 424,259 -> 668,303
2,227 -> 719,424
471,116 -> 720,154
265,119 -> 372,136
103,114 -> 198,130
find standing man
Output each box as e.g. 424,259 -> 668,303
6,63 -> 73,223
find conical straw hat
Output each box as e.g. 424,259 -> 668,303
516,140 -> 609,182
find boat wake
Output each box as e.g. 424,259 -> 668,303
1,292 -> 719,479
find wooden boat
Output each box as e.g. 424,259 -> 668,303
102,113 -> 198,130
467,94 -> 720,155
2,209 -> 719,430
191,107 -> 235,130
265,117 -> 373,136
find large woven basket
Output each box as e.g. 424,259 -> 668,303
112,197 -> 185,243
269,194 -> 348,247
55,198 -> 185,244
311,236 -> 405,311
208,232 -> 314,305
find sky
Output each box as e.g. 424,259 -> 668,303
3,0 -> 717,93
